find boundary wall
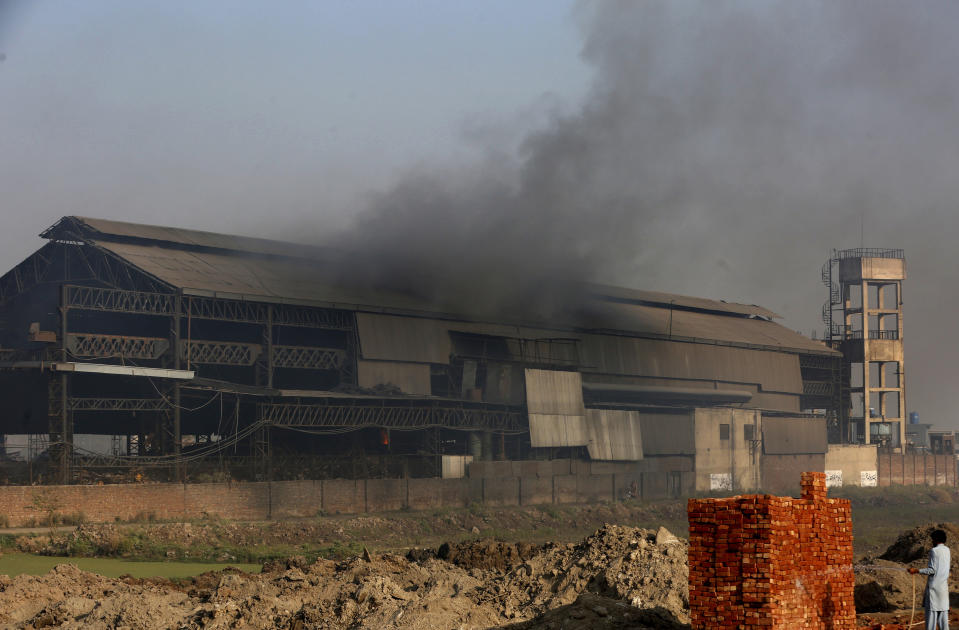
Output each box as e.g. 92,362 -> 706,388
687,472 -> 855,629
877,451 -> 956,487
0,458 -> 694,526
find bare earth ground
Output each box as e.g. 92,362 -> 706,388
0,486 -> 958,628
0,524 -> 689,629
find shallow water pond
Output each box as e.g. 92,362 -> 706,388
0,553 -> 261,578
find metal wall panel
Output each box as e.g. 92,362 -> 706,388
356,314 -> 451,364
640,411 -> 695,455
524,369 -> 584,415
525,369 -> 586,447
356,314 -> 577,367
585,409 -> 643,461
528,414 -> 588,447
357,360 -> 431,395
580,334 -> 803,395
762,417 -> 828,454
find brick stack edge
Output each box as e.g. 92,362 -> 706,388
688,472 -> 855,629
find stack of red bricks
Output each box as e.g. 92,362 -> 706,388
688,472 -> 855,629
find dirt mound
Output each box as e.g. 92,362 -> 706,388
438,539 -> 540,571
0,563 -> 196,629
854,559 -> 918,612
879,523 -> 959,564
474,524 -> 689,625
0,524 -> 692,629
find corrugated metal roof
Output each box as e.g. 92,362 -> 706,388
48,216 -> 329,260
36,216 -> 836,357
763,417 -> 827,454
585,409 -> 643,460
585,301 -> 831,354
95,240 -> 429,312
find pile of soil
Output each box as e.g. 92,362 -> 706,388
879,523 -> 959,565
0,564 -> 196,628
438,540 -> 540,572
0,525 -> 690,629
854,522 -> 959,622
474,525 -> 689,625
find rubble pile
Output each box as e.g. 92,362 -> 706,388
0,525 -> 689,629
475,524 -> 688,626
2,518 -> 951,628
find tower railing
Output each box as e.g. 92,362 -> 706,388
833,248 -> 904,260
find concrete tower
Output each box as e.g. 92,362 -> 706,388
823,248 -> 906,447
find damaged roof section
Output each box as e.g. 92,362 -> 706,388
589,283 -> 781,320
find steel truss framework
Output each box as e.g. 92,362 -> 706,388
59,334 -> 348,373
67,333 -> 170,360
61,331 -> 347,370
63,284 -> 355,331
66,284 -> 173,316
0,241 -> 168,306
258,401 -> 528,432
0,236 -> 513,482
272,346 -> 344,370
67,397 -> 170,413
182,340 -> 260,366
799,351 -> 845,443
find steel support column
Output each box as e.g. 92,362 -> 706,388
252,425 -> 271,482
174,383 -> 182,481
255,306 -> 274,387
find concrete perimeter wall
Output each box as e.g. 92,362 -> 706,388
877,451 -> 957,487
824,445 -> 878,488
0,458 -> 695,526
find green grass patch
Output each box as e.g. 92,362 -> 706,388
0,553 -> 261,578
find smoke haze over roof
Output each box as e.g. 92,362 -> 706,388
2,1 -> 959,423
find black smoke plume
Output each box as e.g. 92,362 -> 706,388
325,1 -> 959,422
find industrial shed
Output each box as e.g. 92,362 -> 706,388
0,216 -> 838,491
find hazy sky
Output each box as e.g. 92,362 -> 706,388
0,0 -> 589,239
2,1 -> 959,426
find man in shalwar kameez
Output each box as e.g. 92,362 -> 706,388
909,529 -> 951,630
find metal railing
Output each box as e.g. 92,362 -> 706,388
834,248 -> 904,260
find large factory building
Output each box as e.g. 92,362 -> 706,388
0,216 -> 843,495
